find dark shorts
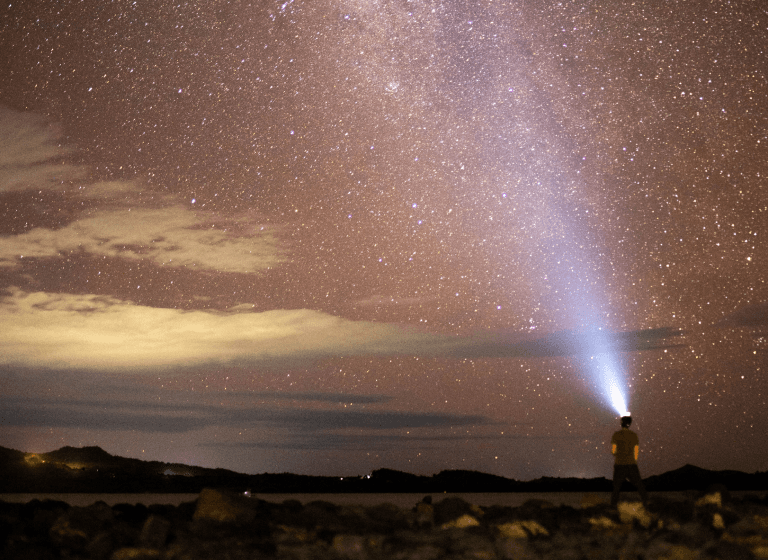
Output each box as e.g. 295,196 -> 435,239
612,463 -> 647,505
613,463 -> 642,483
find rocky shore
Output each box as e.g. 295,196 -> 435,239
2,488 -> 768,559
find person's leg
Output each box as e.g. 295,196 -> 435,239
628,465 -> 649,506
611,465 -> 624,507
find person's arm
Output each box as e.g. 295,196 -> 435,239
612,443 -> 617,455
634,445 -> 639,461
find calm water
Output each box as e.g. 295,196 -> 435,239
0,491 -> 718,509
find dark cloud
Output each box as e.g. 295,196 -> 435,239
224,391 -> 393,404
715,302 -> 768,328
203,431 -> 595,452
447,326 -> 686,359
260,408 -> 489,431
0,398 -> 210,433
0,394 -> 488,434
205,433 -> 474,451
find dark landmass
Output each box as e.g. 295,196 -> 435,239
4,486 -> 768,560
1,445 -> 767,494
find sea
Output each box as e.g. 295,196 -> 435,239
4,491 -> 763,509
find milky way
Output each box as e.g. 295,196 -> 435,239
0,0 -> 766,479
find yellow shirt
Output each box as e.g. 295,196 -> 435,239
611,428 -> 639,465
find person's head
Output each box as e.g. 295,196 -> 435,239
620,416 -> 632,428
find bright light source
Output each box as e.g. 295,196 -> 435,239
609,381 -> 629,417
594,351 -> 630,416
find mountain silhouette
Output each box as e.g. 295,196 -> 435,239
1,445 -> 766,493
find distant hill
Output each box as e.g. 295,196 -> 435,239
43,446 -> 124,467
643,464 -> 768,491
0,445 -> 766,493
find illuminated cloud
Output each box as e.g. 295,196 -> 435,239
0,105 -> 85,192
0,109 -> 283,273
0,186 -> 283,272
0,289 -> 456,371
0,289 -> 686,373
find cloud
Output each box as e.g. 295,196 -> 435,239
0,396 -> 211,433
206,433 -> 491,451
0,288 -> 457,371
355,294 -> 438,307
0,110 -> 284,273
210,431 -> 593,451
0,199 -> 283,273
441,326 -> 686,359
0,394 -> 488,434
0,289 -> 687,372
226,391 -> 393,404
0,106 -> 85,192
715,301 -> 768,328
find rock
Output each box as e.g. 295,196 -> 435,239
111,546 -> 161,560
705,483 -> 731,503
413,497 -> 434,529
728,514 -> 768,537
332,534 -> 384,560
656,544 -> 699,560
696,491 -> 722,508
496,520 -> 549,539
275,523 -> 316,545
392,544 -> 443,560
364,502 -> 409,532
524,519 -> 550,538
440,513 -> 480,530
654,495 -> 695,525
618,501 -> 652,528
49,503 -> 114,550
332,534 -> 368,560
581,493 -> 607,509
519,498 -> 555,511
704,539 -> 755,560
432,497 -> 477,525
587,516 -> 620,531
86,530 -> 118,560
23,499 -> 69,538
6,489 -> 768,560
677,520 -> 716,548
450,533 -> 496,559
1,541 -> 59,560
113,503 -> 149,524
192,488 -> 255,523
139,514 -> 170,548
496,538 -> 538,560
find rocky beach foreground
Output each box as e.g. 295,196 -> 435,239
3,488 -> 768,560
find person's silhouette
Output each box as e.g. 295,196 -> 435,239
610,416 -> 648,507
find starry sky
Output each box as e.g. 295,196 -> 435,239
1,0 -> 766,480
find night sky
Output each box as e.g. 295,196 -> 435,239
1,0 -> 766,481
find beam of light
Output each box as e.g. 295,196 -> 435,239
575,319 -> 631,416
595,352 -> 630,417
414,1 -> 635,416
542,242 -> 632,416
520,201 -> 633,416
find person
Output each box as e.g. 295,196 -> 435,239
610,415 -> 648,507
